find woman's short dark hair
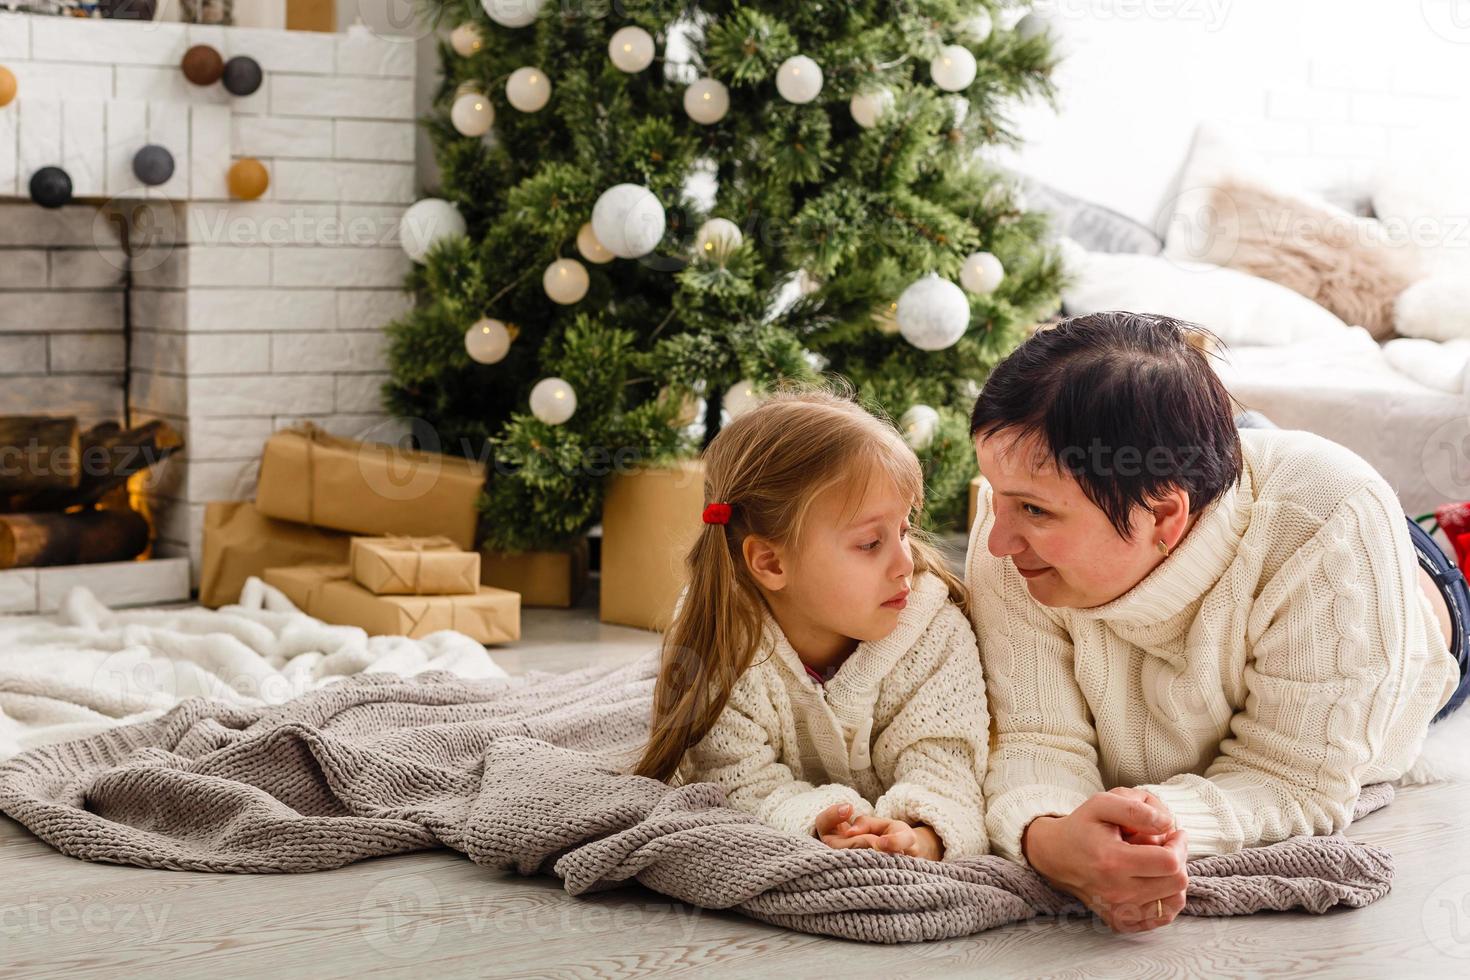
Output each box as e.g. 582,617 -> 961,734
969,311 -> 1243,538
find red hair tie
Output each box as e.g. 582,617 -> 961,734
702,502 -> 732,525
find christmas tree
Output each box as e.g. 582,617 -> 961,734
386,0 -> 1062,552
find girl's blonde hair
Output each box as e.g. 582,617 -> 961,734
632,383 -> 967,783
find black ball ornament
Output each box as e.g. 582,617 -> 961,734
222,56 -> 263,97
132,144 -> 175,187
30,167 -> 73,209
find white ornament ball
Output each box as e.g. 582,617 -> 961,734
608,26 -> 655,73
465,317 -> 512,364
506,66 -> 551,112
723,379 -> 764,419
695,217 -> 743,260
576,222 -> 614,264
775,55 -> 823,104
1015,12 -> 1052,41
959,10 -> 994,44
960,251 -> 1005,295
900,405 -> 941,451
450,91 -> 495,137
450,23 -> 484,56
399,198 -> 467,263
530,377 -> 577,425
684,77 -> 730,124
591,183 -> 666,259
482,0 -> 543,28
897,274 -> 971,351
543,258 -> 590,304
930,44 -> 978,92
849,87 -> 893,129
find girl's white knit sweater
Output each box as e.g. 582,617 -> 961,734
968,426 -> 1461,866
678,571 -> 991,860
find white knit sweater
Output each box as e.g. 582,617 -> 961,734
969,427 -> 1461,866
679,571 -> 991,860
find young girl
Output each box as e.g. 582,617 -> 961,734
633,388 -> 990,861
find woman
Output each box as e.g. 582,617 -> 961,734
966,311 -> 1467,934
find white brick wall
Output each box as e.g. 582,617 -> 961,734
0,14 -> 418,590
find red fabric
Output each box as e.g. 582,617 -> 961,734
1437,502 -> 1470,538
1437,503 -> 1470,571
702,502 -> 732,525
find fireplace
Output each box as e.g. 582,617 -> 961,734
0,12 -> 419,600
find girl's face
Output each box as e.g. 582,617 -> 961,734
975,431 -> 1185,609
746,474 -> 916,662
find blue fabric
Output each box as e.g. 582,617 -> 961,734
1406,517 -> 1470,722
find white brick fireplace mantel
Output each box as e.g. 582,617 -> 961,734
0,12 -> 420,589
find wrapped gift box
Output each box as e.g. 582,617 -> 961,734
968,476 -> 982,531
199,500 -> 351,608
598,461 -> 704,631
480,537 -> 589,609
350,536 -> 480,595
255,423 -> 486,549
263,564 -> 520,644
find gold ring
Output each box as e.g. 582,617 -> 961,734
1155,898 -> 1163,919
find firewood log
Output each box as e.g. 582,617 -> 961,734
7,419 -> 183,512
0,509 -> 150,569
0,417 -> 81,494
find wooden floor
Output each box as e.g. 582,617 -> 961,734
5,581 -> 1470,978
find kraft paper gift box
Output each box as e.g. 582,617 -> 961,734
349,536 -> 481,595
480,537 -> 590,609
254,423 -> 486,550
263,564 -> 520,644
598,460 -> 704,631
199,500 -> 351,608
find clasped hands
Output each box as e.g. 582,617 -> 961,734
1023,787 -> 1191,933
814,802 -> 944,861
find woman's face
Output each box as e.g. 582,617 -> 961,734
976,431 -> 1185,609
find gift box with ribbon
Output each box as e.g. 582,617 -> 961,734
263,563 -> 520,643
254,423 -> 486,549
350,536 -> 481,596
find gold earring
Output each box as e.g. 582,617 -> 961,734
1156,540 -> 1169,556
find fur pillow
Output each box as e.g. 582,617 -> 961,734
1191,180 -> 1422,340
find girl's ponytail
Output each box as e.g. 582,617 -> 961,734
634,495 -> 767,781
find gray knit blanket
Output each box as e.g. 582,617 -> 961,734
0,657 -> 1395,943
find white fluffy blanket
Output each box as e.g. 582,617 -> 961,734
0,575 -> 508,763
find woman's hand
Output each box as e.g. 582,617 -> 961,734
814,804 -> 944,860
1022,789 -> 1190,933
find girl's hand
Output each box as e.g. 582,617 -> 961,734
815,802 -> 863,849
839,815 -> 945,861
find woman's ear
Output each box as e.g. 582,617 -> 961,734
742,534 -> 788,592
1148,486 -> 1193,551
